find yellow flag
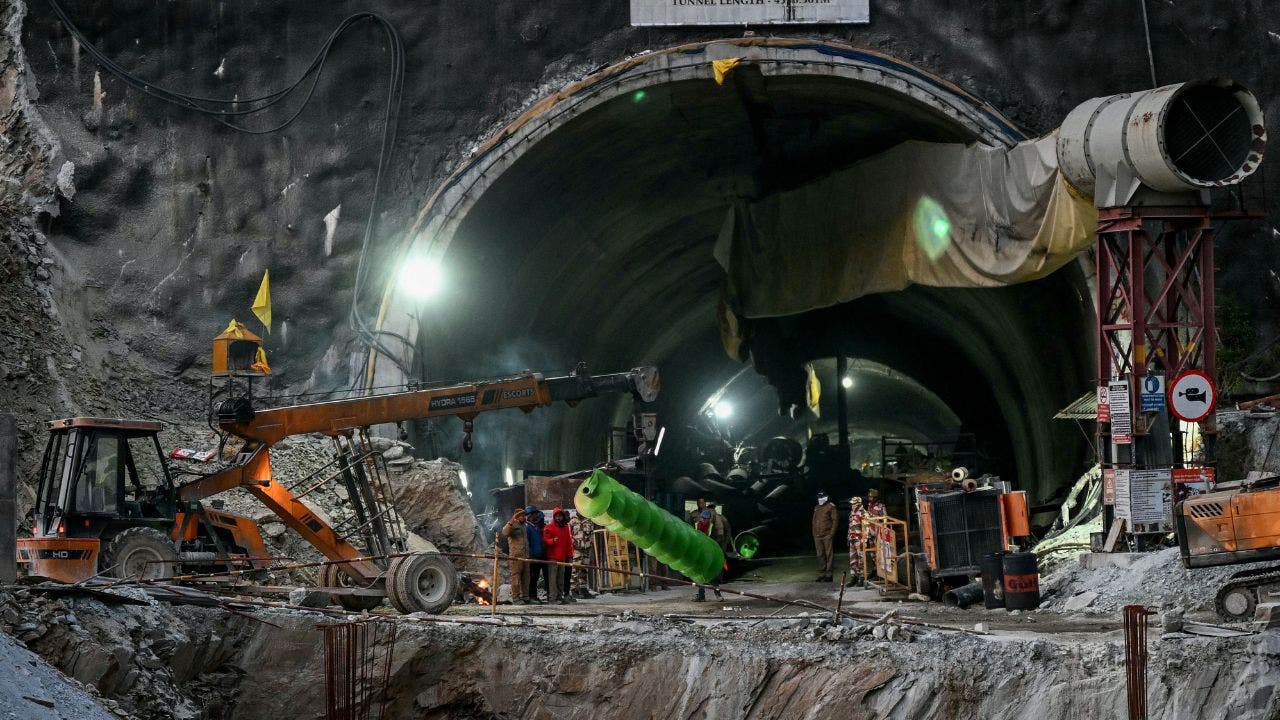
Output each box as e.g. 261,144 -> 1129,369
252,270 -> 271,333
712,58 -> 741,85
805,363 -> 821,417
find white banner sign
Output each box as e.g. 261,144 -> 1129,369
1114,468 -> 1171,526
1108,379 -> 1132,444
1113,468 -> 1131,520
631,0 -> 870,26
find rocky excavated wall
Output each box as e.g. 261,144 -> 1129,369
6,588 -> 1279,720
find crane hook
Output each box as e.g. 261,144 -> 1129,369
462,419 -> 475,453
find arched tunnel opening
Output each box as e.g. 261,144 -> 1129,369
393,42 -> 1096,553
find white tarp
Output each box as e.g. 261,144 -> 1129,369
631,0 -> 869,26
716,134 -> 1097,329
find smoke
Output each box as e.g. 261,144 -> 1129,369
420,338 -> 577,514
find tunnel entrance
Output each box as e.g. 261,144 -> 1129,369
379,38 -> 1093,517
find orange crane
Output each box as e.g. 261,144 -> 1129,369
19,322 -> 659,613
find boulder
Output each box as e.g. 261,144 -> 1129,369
393,459 -> 487,572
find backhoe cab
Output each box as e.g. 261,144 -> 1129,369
17,417 -> 268,583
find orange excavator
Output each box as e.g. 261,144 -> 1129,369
18,321 -> 660,613
1178,476 -> 1280,621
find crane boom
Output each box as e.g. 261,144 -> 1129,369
217,364 -> 660,445
178,345 -> 660,593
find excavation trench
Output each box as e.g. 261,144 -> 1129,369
7,588 -> 1280,720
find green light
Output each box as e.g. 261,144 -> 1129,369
931,217 -> 950,239
631,89 -> 648,104
913,196 -> 952,261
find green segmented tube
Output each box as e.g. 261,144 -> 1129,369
575,469 -> 724,584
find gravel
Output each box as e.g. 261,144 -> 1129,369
1039,546 -> 1276,614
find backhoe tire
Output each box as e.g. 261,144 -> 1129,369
386,553 -> 457,615
101,527 -> 178,581
319,563 -> 384,612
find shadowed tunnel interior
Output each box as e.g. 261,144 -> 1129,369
410,63 -> 1094,508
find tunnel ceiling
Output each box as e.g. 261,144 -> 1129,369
435,69 -> 983,370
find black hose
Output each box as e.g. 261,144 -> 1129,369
47,1 -> 413,381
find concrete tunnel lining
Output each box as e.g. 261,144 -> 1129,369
368,37 -> 1091,502
372,38 -> 1025,383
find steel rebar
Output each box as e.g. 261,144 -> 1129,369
1124,604 -> 1155,720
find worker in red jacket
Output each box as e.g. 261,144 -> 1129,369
542,507 -> 574,604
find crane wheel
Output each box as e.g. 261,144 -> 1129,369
101,527 -> 179,581
319,563 -> 383,611
386,553 -> 457,614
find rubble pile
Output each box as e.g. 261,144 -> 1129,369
1039,547 -> 1275,614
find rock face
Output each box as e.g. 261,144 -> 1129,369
0,627 -> 113,719
6,592 -> 1280,720
392,458 -> 487,571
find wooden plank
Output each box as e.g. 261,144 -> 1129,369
1103,517 -> 1127,553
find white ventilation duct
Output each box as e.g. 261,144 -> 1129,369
1057,79 -> 1266,207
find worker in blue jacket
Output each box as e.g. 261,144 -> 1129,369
524,507 -> 548,604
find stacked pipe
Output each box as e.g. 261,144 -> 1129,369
575,469 -> 724,584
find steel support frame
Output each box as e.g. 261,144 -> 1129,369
1096,206 -> 1219,541
1096,206 -> 1217,404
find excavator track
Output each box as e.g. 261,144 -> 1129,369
1214,567 -> 1280,622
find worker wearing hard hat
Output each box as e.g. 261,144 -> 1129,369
866,488 -> 887,519
847,496 -> 867,586
812,491 -> 838,582
569,510 -> 597,599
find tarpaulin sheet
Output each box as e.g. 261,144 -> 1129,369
716,135 -> 1097,326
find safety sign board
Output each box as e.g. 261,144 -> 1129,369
1108,379 -> 1132,444
1172,467 -> 1216,504
1139,374 -> 1166,413
1114,468 -> 1172,526
1169,370 -> 1216,423
1096,385 -> 1110,423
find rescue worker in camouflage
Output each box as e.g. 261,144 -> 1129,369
847,497 -> 867,585
501,508 -> 530,604
849,490 -> 887,585
569,510 -> 597,598
865,488 -> 887,520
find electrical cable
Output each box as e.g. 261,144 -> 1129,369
48,1 -> 415,384
1139,0 -> 1158,88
